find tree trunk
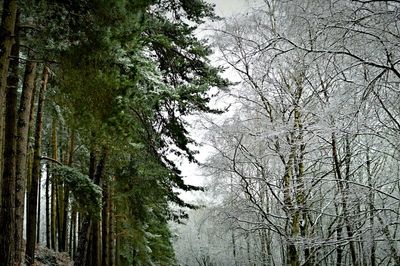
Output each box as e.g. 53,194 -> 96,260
15,55 -> 37,264
51,118 -> 57,250
283,145 -> 299,266
246,233 -> 251,266
74,151 -> 98,266
59,186 -> 69,252
56,181 -> 63,251
56,134 -> 64,252
115,225 -> 120,266
91,151 -> 106,265
336,209 -> 343,266
0,0 -> 17,194
37,174 -> 41,244
74,216 -> 93,266
232,230 -> 238,266
102,176 -> 110,266
109,181 -> 116,266
344,136 -> 357,266
332,134 -> 357,266
260,230 -> 266,266
46,162 -> 51,248
60,131 -> 74,252
366,147 -> 376,266
26,65 -> 49,265
69,207 -> 77,258
0,9 -> 18,263
91,220 -> 101,266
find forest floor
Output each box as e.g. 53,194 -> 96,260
24,245 -> 73,266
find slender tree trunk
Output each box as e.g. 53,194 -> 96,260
332,134 -> 357,266
116,232 -> 120,266
74,216 -> 93,266
37,174 -> 41,244
335,205 -> 343,266
24,75 -> 37,255
102,176 -> 110,266
232,230 -> 238,266
51,118 -> 57,250
366,148 -> 376,266
56,181 -> 63,251
76,212 -> 81,256
57,133 -> 66,251
266,229 -> 273,266
25,73 -> 37,229
294,106 -> 312,265
69,207 -> 77,257
332,135 -> 345,266
283,144 -> 299,266
74,151 -> 97,266
26,65 -> 49,265
0,0 -> 17,193
343,136 -> 357,266
91,220 -> 101,266
109,181 -> 116,266
246,233 -> 251,266
56,133 -> 64,251
0,9 -> 18,263
46,162 -> 51,248
260,230 -> 266,266
260,186 -> 272,266
60,130 -> 74,252
91,150 -> 106,265
15,56 -> 37,264
265,200 -> 272,266
60,187 -> 69,251
87,230 -> 93,266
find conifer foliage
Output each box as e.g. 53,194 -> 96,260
0,0 -> 226,265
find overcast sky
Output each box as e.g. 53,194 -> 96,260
207,0 -> 249,16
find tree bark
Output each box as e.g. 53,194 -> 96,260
109,181 -> 116,266
69,207 -> 77,258
60,186 -> 69,251
46,162 -> 51,248
102,176 -> 110,266
56,180 -> 63,251
51,118 -> 57,250
91,150 -> 106,265
26,65 -> 49,265
0,9 -> 18,263
15,55 -> 37,264
37,171 -> 41,244
74,216 -> 92,266
0,0 -> 17,194
91,220 -> 101,266
366,147 -> 376,266
283,144 -> 299,266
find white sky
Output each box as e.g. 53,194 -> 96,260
208,0 -> 250,16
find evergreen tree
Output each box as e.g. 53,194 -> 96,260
0,0 -> 227,264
